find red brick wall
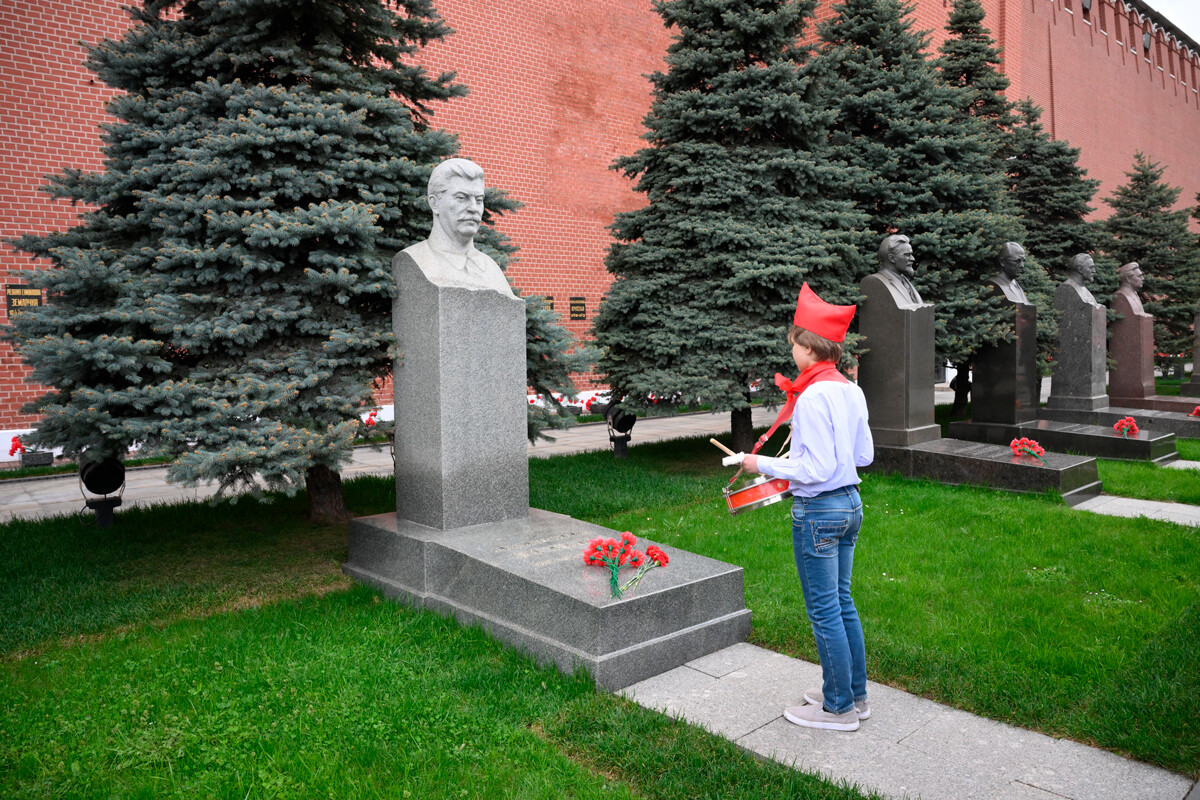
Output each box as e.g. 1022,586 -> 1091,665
1,0 -> 127,428
1005,0 -> 1200,223
2,0 -> 1199,430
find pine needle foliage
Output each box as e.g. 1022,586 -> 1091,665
1104,153 -> 1200,374
593,0 -> 865,451
817,0 -> 1023,374
936,0 -> 1012,128
1000,99 -> 1102,277
934,0 -> 1058,380
5,0 -> 575,517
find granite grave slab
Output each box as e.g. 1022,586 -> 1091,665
346,509 -> 752,690
949,418 -> 1177,464
868,437 -> 1101,506
1039,405 -> 1200,439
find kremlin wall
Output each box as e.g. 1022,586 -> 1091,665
2,0 -> 1198,437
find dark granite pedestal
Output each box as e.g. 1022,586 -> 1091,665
345,509 -> 752,690
1039,405 -> 1200,440
949,418 -> 1177,464
867,438 -> 1101,506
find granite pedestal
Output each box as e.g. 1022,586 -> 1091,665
1182,313 -> 1200,397
346,510 -> 752,690
1047,281 -> 1108,411
972,303 -> 1039,425
393,257 -> 529,529
868,438 -> 1101,506
1108,292 -> 1156,407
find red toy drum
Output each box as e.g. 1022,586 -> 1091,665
723,475 -> 792,515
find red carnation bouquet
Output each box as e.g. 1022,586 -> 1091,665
583,532 -> 669,598
8,436 -> 25,457
1010,437 -> 1045,465
1189,406 -> 1200,418
1113,416 -> 1138,438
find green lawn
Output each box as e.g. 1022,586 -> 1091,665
2,432 -> 1198,798
0,477 -> 876,800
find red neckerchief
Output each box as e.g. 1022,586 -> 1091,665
751,361 -> 848,456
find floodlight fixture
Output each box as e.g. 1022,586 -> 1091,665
80,457 -> 126,528
604,404 -> 637,459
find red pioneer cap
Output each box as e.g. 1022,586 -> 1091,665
793,282 -> 855,342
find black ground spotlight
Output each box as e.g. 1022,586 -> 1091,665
80,457 -> 126,528
603,404 -> 637,459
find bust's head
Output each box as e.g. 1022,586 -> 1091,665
1118,262 -> 1144,291
878,234 -> 914,279
1066,253 -> 1096,284
428,159 -> 486,248
997,242 -> 1026,281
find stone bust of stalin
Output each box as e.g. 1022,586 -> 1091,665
396,158 -> 512,296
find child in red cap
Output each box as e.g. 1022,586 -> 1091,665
743,283 -> 874,731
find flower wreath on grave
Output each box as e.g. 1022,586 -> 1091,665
582,532 -> 669,599
1113,416 -> 1139,438
1010,437 -> 1045,465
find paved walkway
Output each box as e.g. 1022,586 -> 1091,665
623,644 -> 1196,800
2,407 -> 1198,798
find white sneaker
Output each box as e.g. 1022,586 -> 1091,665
784,702 -> 860,731
803,687 -> 870,720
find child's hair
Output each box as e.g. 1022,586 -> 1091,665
788,325 -> 843,364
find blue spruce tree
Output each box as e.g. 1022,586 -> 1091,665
7,0 -> 582,521
594,0 -> 865,452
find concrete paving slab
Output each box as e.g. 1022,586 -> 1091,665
1074,495 -> 1200,527
622,644 -> 1193,800
621,663 -> 783,740
1164,459 -> 1200,471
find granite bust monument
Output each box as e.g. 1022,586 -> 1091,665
857,234 -> 940,446
391,158 -> 528,530
1114,262 -> 1148,317
871,234 -> 923,308
1061,253 -> 1099,306
973,241 -> 1037,424
1048,253 -> 1108,411
1109,261 -> 1155,403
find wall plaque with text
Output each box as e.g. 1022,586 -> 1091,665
569,296 -> 586,321
5,285 -> 42,317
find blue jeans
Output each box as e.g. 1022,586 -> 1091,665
791,486 -> 866,715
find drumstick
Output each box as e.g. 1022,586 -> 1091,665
709,438 -> 738,457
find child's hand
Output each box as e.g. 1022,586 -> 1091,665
743,455 -> 760,473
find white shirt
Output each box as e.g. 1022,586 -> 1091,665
755,381 -> 874,497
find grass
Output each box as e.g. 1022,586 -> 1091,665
1095,438 -> 1200,504
0,478 -> 877,800
4,432 -> 1199,795
529,434 -> 1200,777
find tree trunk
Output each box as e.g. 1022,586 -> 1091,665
951,361 -> 971,417
730,406 -> 754,453
305,464 -> 350,525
